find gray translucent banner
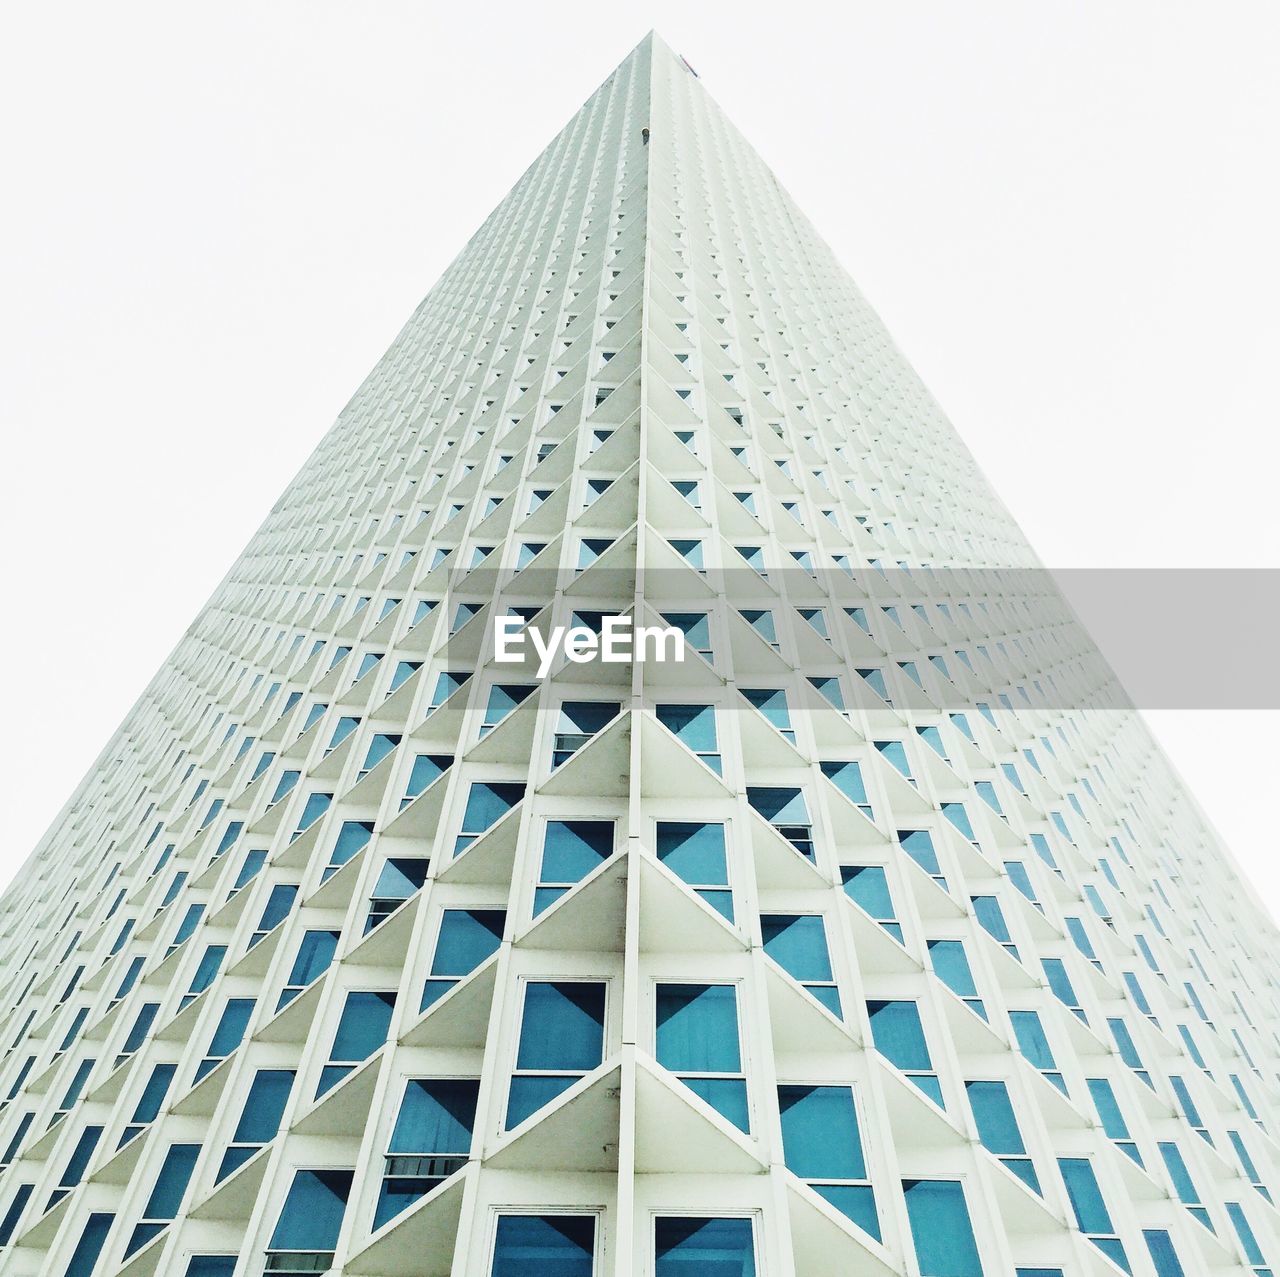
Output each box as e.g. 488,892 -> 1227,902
432,566 -> 1280,710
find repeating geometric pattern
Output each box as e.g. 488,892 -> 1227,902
0,31 -> 1276,1277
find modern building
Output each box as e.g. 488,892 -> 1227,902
0,31 -> 1275,1277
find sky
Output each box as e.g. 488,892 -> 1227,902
0,2 -> 1276,907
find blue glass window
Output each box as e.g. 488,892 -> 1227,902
169,903 -> 204,953
761,915 -> 840,1016
185,1259 -> 236,1277
376,1079 -> 479,1228
972,895 -> 1018,959
840,865 -> 902,942
507,982 -> 606,1128
1108,1017 -> 1152,1087
218,1069 -> 294,1181
1010,1010 -> 1066,1094
455,782 -> 524,853
195,997 -> 254,1081
743,688 -> 794,743
322,821 -> 373,880
359,733 -> 401,780
656,822 -> 732,921
664,612 -> 713,659
53,1057 -> 95,1122
655,704 -> 721,773
929,940 -> 985,1020
1005,860 -> 1040,907
481,685 -> 535,736
126,1142 -> 199,1255
1058,1158 -> 1129,1270
902,1180 -> 982,1277
1225,1201 -> 1268,1272
181,945 -> 226,1009
276,931 -> 339,1010
119,1063 -> 175,1147
942,802 -> 978,846
0,1184 -> 32,1246
654,1217 -> 754,1277
1168,1074 -> 1210,1143
64,1212 -> 114,1277
116,1003 -> 158,1066
536,821 -> 614,915
267,1169 -> 353,1271
250,883 -> 298,947
421,910 -> 505,1011
365,858 -> 429,933
1043,958 -> 1086,1022
49,1126 -> 102,1209
400,753 -> 452,809
1159,1141 -> 1211,1230
778,1085 -> 877,1237
1228,1129 -> 1271,1202
429,670 -> 470,711
270,770 -> 300,805
867,1001 -> 941,1106
552,702 -> 619,767
291,791 -> 332,840
1065,916 -> 1102,971
231,849 -> 267,893
214,822 -> 243,857
966,1080 -> 1039,1192
741,609 -> 777,648
1087,1077 -> 1142,1165
1144,1230 -> 1186,1277
317,991 -> 396,1096
492,1215 -> 595,1276
810,676 -> 845,711
1,1112 -> 32,1167
656,984 -> 748,1132
875,740 -> 913,783
746,787 -> 813,859
820,761 -> 873,821
899,830 -> 946,890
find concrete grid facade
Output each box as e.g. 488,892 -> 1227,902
0,32 -> 1276,1277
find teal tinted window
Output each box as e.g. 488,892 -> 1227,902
536,821 -> 614,915
902,1180 -> 982,1276
376,1078 -> 479,1227
268,1168 -> 353,1252
656,822 -> 731,920
318,991 -> 396,1095
1143,1230 -> 1186,1277
492,1215 -> 595,1276
762,915 -> 840,1016
821,761 -> 872,819
1058,1158 -> 1129,1269
778,1084 -> 877,1237
507,982 -> 606,1127
867,1000 -> 940,1104
65,1212 -> 114,1277
218,1069 -> 294,1181
421,910 -> 505,1011
966,1079 -> 1039,1192
456,782 -> 524,850
655,704 -> 720,772
656,984 -> 748,1132
655,1217 -> 754,1276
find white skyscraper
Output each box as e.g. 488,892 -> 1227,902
0,32 -> 1275,1277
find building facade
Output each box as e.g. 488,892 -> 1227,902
0,31 -> 1276,1277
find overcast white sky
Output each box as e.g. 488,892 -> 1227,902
1,2 -> 1276,908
